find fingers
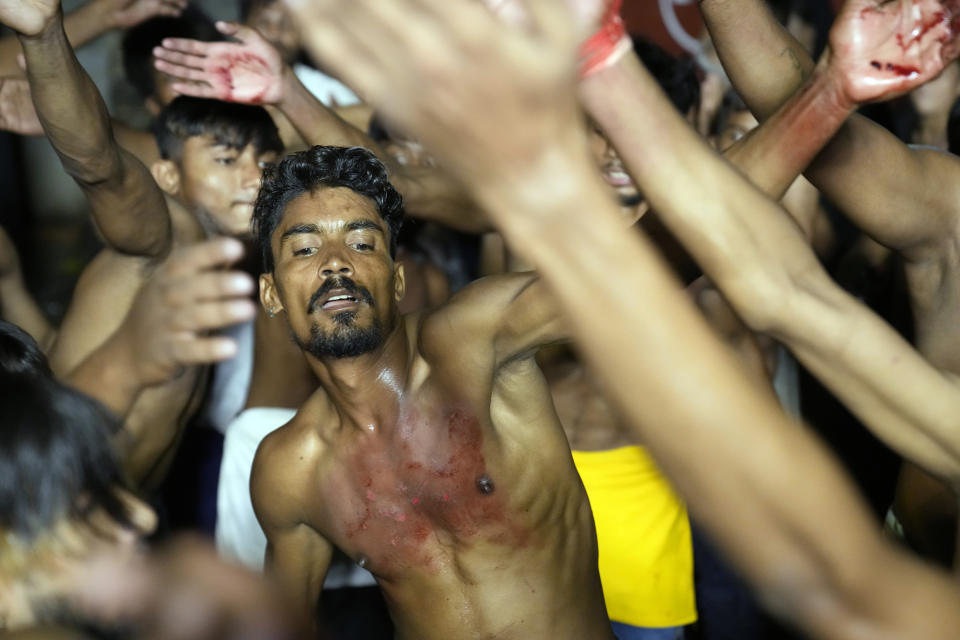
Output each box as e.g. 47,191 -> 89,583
171,297 -> 257,332
160,271 -> 254,308
163,237 -> 246,279
158,37 -> 214,57
153,58 -> 209,82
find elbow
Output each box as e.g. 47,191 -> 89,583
62,150 -> 123,186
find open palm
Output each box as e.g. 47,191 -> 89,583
153,21 -> 284,105
829,0 -> 960,103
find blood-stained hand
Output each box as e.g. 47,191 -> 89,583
282,0 -> 584,196
153,21 -> 285,105
828,0 -> 960,103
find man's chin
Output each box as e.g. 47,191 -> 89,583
299,320 -> 384,360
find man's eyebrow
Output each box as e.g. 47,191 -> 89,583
346,220 -> 384,233
279,223 -> 321,244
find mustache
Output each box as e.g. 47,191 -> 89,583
308,276 -> 375,313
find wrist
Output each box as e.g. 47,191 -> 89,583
276,64 -> 303,110
578,0 -> 632,79
816,47 -> 857,114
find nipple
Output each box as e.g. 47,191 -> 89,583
476,474 -> 495,495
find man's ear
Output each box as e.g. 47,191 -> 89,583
393,260 -> 406,303
260,272 -> 284,317
151,160 -> 181,196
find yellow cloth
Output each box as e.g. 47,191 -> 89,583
572,446 -> 696,627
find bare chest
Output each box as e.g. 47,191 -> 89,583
315,407 -> 531,577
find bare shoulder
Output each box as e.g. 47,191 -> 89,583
419,272 -> 539,347
251,391 -> 333,529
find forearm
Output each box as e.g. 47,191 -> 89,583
21,20 -> 170,256
583,52 -> 960,481
722,55 -> 852,200
61,0 -> 122,50
277,67 -> 378,151
700,0 -> 815,118
21,17 -> 120,183
702,0 -> 960,253
0,275 -> 55,351
581,51 -> 813,321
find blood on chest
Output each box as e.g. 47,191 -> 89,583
324,407 -> 530,572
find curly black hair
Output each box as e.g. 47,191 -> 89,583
253,146 -> 405,273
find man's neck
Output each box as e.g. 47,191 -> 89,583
309,317 -> 412,432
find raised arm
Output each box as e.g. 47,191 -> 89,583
704,0 -> 960,259
276,0 -> 960,636
152,22 -> 491,233
6,0 -> 172,258
582,48 -> 960,482
0,0 -> 186,77
65,238 -> 256,419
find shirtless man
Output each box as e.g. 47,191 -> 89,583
248,145 -> 610,639
3,0 -> 276,489
284,0 -> 960,636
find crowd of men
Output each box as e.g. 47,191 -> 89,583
3,0 -> 960,637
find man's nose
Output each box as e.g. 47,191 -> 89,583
319,251 -> 353,278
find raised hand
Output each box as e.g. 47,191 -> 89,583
108,0 -> 186,29
115,237 -> 256,387
153,21 -> 285,105
283,0 -> 582,193
0,0 -> 61,37
828,0 -> 960,103
0,78 -> 42,136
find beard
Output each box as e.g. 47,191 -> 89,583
297,276 -> 384,359
298,312 -> 384,359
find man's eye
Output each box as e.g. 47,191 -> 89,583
352,243 -> 373,251
294,247 -> 316,256
215,156 -> 237,165
258,160 -> 275,170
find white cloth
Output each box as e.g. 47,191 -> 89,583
294,63 -> 360,107
200,320 -> 254,434
215,407 -> 376,588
